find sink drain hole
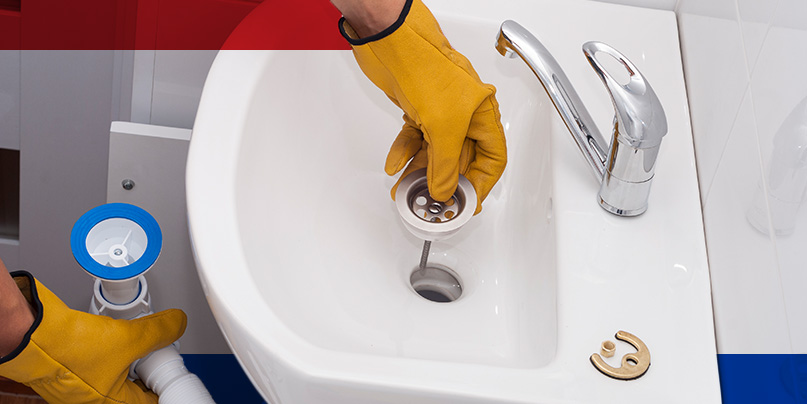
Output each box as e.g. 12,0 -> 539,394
410,266 -> 462,303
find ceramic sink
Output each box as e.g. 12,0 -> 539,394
187,0 -> 721,402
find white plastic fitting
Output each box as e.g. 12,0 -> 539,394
89,276 -> 216,404
100,277 -> 142,304
89,277 -> 151,319
134,346 -> 215,404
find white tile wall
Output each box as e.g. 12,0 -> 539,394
736,0 -> 780,72
678,0 -> 807,354
590,0 -> 678,10
702,88 -> 791,353
677,8 -> 748,201
751,0 -> 807,355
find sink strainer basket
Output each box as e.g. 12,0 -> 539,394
395,168 -> 477,241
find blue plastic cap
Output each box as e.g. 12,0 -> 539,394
70,203 -> 162,281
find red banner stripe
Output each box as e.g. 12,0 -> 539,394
1,0 -> 349,50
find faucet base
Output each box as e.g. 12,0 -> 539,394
598,173 -> 652,217
598,198 -> 647,217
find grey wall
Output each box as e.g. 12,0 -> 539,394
0,50 -> 21,270
16,51 -> 114,309
0,50 -> 19,151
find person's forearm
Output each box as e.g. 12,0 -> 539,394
330,0 -> 406,38
0,260 -> 34,357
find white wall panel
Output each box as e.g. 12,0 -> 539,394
677,0 -> 736,19
737,0 -> 780,73
150,50 -> 218,129
747,0 -> 807,354
679,0 -> 807,354
677,4 -> 748,202
703,89 -> 790,353
588,0 -> 678,10
131,50 -> 156,124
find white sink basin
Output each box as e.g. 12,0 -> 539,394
187,0 -> 721,402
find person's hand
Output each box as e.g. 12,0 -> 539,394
337,0 -> 507,213
0,271 -> 187,404
0,262 -> 34,359
330,0 -> 406,38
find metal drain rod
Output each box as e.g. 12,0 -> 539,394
419,240 -> 432,270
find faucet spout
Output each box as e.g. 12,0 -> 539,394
496,20 -> 608,181
496,20 -> 668,216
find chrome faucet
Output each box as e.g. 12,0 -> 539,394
496,20 -> 667,216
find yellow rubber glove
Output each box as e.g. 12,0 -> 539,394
339,0 -> 507,213
0,271 -> 187,404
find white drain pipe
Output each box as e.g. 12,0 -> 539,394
91,277 -> 216,404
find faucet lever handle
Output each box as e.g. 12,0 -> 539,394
582,42 -> 667,149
